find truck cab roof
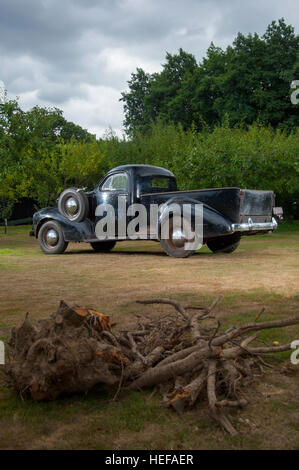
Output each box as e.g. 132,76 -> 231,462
107,164 -> 175,178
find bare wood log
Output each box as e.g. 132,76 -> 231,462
208,296 -> 223,313
246,343 -> 293,354
101,331 -> 120,348
137,298 -> 189,321
129,345 -> 222,389
220,335 -> 259,362
190,312 -> 204,342
255,307 -> 265,322
207,360 -> 237,435
212,316 -> 299,347
127,332 -> 147,365
208,320 -> 221,349
158,341 -> 208,367
130,325 -> 288,390
168,366 -> 207,412
125,346 -> 164,379
186,298 -> 222,342
222,361 -> 241,397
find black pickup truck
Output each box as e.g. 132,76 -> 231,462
32,164 -> 281,257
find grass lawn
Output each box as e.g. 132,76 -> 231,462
0,222 -> 299,449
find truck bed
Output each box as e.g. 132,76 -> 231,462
140,187 -> 275,224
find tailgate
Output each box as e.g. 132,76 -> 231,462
240,190 -> 275,223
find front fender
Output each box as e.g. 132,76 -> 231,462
33,207 -> 95,242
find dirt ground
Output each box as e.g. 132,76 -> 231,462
0,224 -> 299,449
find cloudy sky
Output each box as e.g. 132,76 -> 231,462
0,0 -> 298,137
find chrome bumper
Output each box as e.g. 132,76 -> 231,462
232,217 -> 278,233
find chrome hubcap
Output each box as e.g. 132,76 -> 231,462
171,228 -> 186,247
46,229 -> 59,246
65,197 -> 79,217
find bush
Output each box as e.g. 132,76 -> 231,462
98,121 -> 299,211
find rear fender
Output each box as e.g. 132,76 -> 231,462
158,197 -> 232,239
202,206 -> 232,239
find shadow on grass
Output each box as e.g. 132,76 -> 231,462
63,248 -> 211,257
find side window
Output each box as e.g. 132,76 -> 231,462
101,173 -> 128,191
150,177 -> 169,189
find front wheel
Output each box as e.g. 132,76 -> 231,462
206,234 -> 240,254
90,241 -> 116,252
38,221 -> 68,254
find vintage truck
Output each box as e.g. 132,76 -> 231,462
32,164 -> 282,257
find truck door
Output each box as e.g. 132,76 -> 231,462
95,171 -> 129,239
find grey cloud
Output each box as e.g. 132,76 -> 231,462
0,0 -> 298,136
37,82 -> 87,104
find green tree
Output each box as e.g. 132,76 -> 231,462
120,68 -> 153,137
0,99 -> 95,207
174,43 -> 226,128
121,19 -> 299,134
144,48 -> 197,124
58,120 -> 93,141
59,137 -> 109,190
212,19 -> 299,127
121,50 -> 197,135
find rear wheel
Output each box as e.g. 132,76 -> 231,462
206,234 -> 240,253
38,221 -> 68,255
160,216 -> 195,258
90,241 -> 116,252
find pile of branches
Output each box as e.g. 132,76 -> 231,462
3,298 -> 299,434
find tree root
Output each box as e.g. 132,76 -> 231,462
3,297 -> 299,435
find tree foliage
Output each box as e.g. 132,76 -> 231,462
1,97 -> 297,213
102,120 -> 299,211
0,100 -> 95,208
121,19 -> 299,135
120,68 -> 153,137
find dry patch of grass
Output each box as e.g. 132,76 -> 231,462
0,223 -> 299,449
